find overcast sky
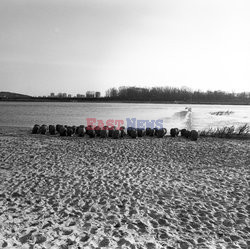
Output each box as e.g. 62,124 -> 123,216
0,0 -> 250,96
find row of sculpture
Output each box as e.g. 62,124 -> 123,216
32,124 -> 199,141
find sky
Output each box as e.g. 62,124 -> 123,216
0,0 -> 250,96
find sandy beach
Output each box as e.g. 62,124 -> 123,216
0,127 -> 250,249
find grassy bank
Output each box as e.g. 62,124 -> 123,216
199,124 -> 250,139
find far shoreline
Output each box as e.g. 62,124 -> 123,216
0,98 -> 250,106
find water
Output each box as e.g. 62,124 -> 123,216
0,101 -> 250,131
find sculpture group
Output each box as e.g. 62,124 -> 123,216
32,124 -> 199,141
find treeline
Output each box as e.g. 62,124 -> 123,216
105,86 -> 250,104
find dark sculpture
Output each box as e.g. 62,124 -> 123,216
86,125 -> 95,138
77,125 -> 85,137
181,129 -> 187,137
146,127 -> 151,136
112,129 -> 121,139
66,127 -> 73,136
170,128 -> 179,137
100,126 -> 109,138
137,128 -> 146,137
59,126 -> 67,136
156,128 -> 167,138
120,126 -> 126,137
56,124 -> 63,133
39,124 -> 47,135
108,126 -> 116,137
128,127 -> 137,139
190,130 -> 198,141
184,130 -> 191,138
49,125 -> 56,135
94,126 -> 101,136
32,124 -> 40,134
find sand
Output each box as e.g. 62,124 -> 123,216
0,127 -> 250,249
